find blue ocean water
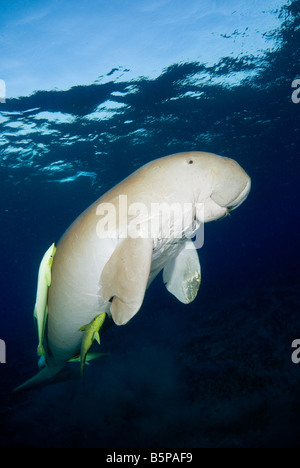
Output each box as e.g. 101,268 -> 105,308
0,1 -> 300,448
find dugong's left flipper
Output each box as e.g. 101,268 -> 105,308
100,237 -> 153,325
163,240 -> 201,304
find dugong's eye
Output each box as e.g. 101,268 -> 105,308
188,160 -> 193,164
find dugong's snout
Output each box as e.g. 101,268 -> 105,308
196,154 -> 250,223
227,176 -> 251,212
209,157 -> 251,212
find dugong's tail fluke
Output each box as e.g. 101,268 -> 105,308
13,365 -> 64,392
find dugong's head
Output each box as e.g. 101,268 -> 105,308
164,152 -> 251,222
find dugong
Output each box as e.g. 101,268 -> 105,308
15,152 -> 251,391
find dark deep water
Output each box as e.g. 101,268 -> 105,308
0,2 -> 300,448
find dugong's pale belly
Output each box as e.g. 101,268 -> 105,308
47,229 -> 116,361
47,229 -> 183,362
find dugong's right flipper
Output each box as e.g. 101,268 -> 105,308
163,240 -> 201,304
100,237 -> 153,325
